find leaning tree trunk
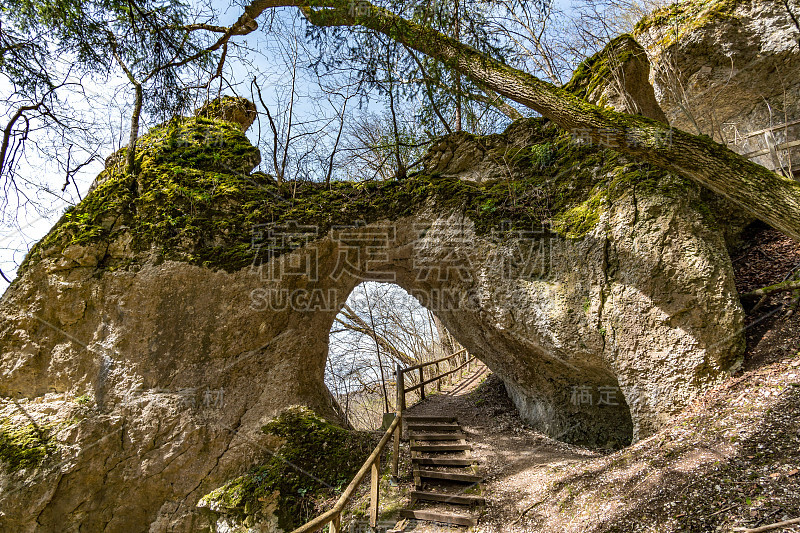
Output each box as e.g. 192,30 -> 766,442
126,83 -> 143,178
235,0 -> 800,241
336,304 -> 418,367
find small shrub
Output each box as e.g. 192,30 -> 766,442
74,394 -> 93,406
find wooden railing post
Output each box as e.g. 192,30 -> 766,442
448,355 -> 454,385
290,415 -> 400,533
291,353 -> 483,533
392,414 -> 400,479
435,362 -> 441,392
396,364 -> 405,413
395,364 -> 402,482
370,456 -> 380,528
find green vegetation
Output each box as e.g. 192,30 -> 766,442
19,112 -> 704,275
0,417 -> 57,472
198,406 -> 375,531
563,34 -> 638,103
74,394 -> 93,406
633,0 -> 740,45
527,141 -> 557,169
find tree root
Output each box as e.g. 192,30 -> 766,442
511,499 -> 545,525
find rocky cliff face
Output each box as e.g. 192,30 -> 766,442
635,0 -> 800,172
0,95 -> 745,531
563,34 -> 668,123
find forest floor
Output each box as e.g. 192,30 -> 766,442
375,223 -> 800,533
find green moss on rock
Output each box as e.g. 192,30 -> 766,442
554,187 -> 607,239
633,0 -> 740,45
198,407 -> 375,530
564,34 -> 639,102
20,112 -> 697,275
0,417 -> 57,472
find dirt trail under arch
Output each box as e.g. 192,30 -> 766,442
399,366 -> 601,532
395,342 -> 800,533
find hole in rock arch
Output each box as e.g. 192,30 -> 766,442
324,282 -> 634,450
325,281 -> 468,430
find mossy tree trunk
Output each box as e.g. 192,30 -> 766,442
742,279 -> 800,312
233,0 -> 800,241
453,0 -> 462,132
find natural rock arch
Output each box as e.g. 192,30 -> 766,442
0,110 -> 744,531
248,218 -> 638,446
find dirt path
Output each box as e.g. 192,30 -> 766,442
388,226 -> 800,533
390,355 -> 800,533
400,365 -> 599,532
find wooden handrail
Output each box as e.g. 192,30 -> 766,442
743,139 -> 800,158
404,354 -> 475,393
290,413 -> 401,533
736,117 -> 800,139
400,348 -> 467,373
291,349 -> 478,533
396,349 -> 476,411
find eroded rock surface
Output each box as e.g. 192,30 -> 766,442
636,0 -> 800,171
195,96 -> 258,132
564,34 -> 668,123
0,105 -> 744,530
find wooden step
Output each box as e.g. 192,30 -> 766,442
411,443 -> 471,452
414,469 -> 483,483
406,422 -> 460,431
399,509 -> 477,526
403,415 -> 457,423
410,490 -> 485,506
412,457 -> 476,467
408,432 -> 465,440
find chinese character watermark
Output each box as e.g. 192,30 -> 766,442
251,221 -> 320,281
330,222 -> 396,282
175,387 -> 224,409
570,385 -> 621,407
570,385 -> 594,406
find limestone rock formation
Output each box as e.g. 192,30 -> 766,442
195,96 -> 258,132
420,120 -> 550,182
0,105 -> 745,530
635,0 -> 800,172
564,34 -> 669,123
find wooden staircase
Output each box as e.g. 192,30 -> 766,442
399,414 -> 484,527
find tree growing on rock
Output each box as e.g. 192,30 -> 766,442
223,0 -> 800,242
4,0 -> 800,242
